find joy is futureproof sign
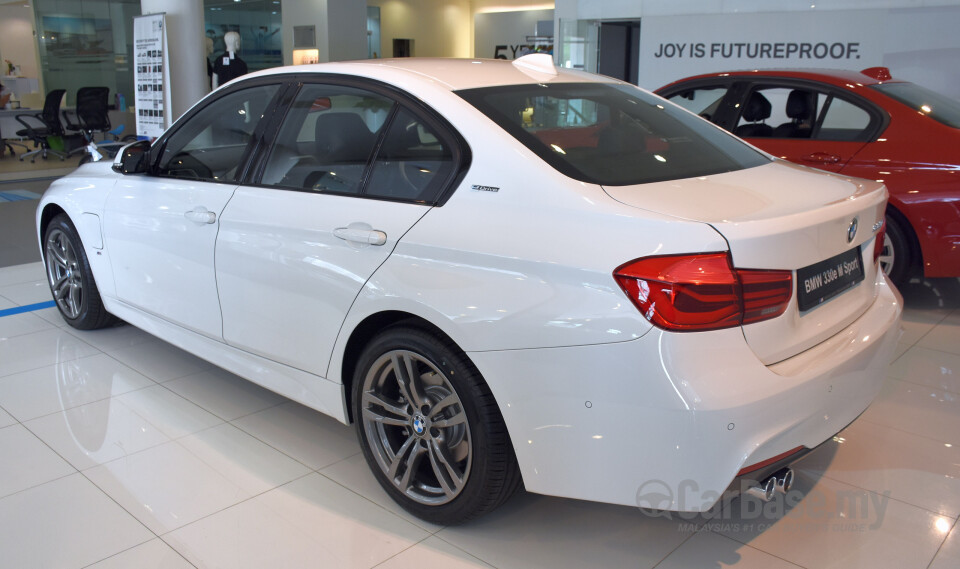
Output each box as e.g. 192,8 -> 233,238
638,10 -> 885,90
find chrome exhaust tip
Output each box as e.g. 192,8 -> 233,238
775,468 -> 794,493
744,476 -> 777,501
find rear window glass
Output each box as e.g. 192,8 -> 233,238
872,82 -> 960,129
457,83 -> 769,186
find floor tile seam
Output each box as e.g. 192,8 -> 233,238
924,513 -> 960,569
380,533 -> 497,569
799,468 -> 960,519
162,371 -> 288,423
75,468 -> 162,543
11,376 -> 160,425
0,467 -> 78,503
77,535 -> 182,569
645,527 -> 701,569
125,381 -> 229,440
0,329 -> 104,380
893,375 -> 960,398
856,415 -> 959,447
151,470 -> 316,538
904,343 -> 960,360
227,414 -> 356,473
316,468 -> 444,535
311,448 -> 364,474
702,526 -> 809,568
0,276 -> 47,288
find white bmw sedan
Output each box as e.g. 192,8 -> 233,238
37,54 -> 901,525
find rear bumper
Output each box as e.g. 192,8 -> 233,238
468,278 -> 902,512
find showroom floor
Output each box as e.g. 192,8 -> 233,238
1,192 -> 960,567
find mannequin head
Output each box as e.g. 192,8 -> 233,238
224,31 -> 240,54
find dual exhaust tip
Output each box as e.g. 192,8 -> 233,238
744,468 -> 794,501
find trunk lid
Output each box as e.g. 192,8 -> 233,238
603,160 -> 888,364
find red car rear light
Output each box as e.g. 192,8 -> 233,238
873,221 -> 886,266
614,253 -> 793,332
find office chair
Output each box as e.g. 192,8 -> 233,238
14,88 -> 68,162
65,87 -> 111,142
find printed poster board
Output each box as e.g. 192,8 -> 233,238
133,13 -> 171,138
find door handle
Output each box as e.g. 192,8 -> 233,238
801,152 -> 841,165
184,207 -> 217,224
334,226 -> 387,246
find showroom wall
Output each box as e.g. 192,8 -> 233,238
555,0 -> 960,99
0,2 -> 40,83
365,0 -> 552,59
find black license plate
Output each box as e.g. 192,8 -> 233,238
797,246 -> 865,312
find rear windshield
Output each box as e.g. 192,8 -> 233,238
872,82 -> 960,129
457,82 -> 769,186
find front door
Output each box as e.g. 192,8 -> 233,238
103,84 -> 281,339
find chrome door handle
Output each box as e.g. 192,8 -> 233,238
184,207 -> 217,224
334,226 -> 387,246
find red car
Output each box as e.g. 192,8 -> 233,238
656,67 -> 960,285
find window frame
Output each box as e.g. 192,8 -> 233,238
246,73 -> 472,207
146,77 -> 292,184
732,78 -> 889,142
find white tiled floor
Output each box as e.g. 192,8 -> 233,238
1,260 -> 960,568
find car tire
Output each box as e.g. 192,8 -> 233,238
352,323 -> 521,525
879,214 -> 913,287
43,214 -> 115,330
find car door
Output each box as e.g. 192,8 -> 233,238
732,82 -> 883,173
215,80 -> 466,377
103,83 -> 282,340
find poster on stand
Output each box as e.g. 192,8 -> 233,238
133,13 -> 171,138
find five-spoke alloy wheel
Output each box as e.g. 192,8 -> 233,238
43,214 -> 114,330
353,324 -> 520,525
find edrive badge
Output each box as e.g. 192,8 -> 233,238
847,217 -> 859,243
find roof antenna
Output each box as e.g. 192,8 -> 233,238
512,53 -> 558,78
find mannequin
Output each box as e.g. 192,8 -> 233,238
205,37 -> 215,91
212,31 -> 248,89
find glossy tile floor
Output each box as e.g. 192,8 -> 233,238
1,260 -> 959,569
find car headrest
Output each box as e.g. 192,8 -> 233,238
742,92 -> 772,122
786,90 -> 813,120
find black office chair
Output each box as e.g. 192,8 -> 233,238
15,88 -> 68,162
65,87 -> 111,142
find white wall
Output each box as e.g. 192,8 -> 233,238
367,0 -> 473,58
556,0 -> 960,99
0,2 -> 41,88
474,8 -> 554,60
282,0 -> 366,65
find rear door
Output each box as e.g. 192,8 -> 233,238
732,81 -> 884,173
215,79 -> 467,376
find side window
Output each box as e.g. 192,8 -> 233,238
666,86 -> 729,121
365,108 -> 456,202
817,96 -> 872,141
261,84 -> 395,194
156,85 -> 279,182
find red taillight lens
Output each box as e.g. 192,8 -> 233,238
614,253 -> 793,332
872,221 -> 886,266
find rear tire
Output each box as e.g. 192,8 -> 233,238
352,324 -> 521,525
43,214 -> 115,330
879,214 -> 913,287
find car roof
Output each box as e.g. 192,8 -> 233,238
245,57 -> 609,91
656,68 -> 908,92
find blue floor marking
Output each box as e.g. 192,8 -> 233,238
0,300 -> 57,317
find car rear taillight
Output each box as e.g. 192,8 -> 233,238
614,253 -> 793,332
872,221 -> 886,266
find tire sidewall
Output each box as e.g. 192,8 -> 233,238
44,215 -> 101,329
352,326 -> 500,525
883,214 -> 911,287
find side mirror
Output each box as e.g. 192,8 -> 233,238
112,140 -> 152,174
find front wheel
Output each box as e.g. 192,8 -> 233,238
43,214 -> 115,329
353,324 -> 521,525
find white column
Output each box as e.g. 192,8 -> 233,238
141,0 -> 207,123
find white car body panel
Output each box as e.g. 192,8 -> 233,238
216,187 -> 430,376
35,57 -> 903,514
103,176 -> 237,340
